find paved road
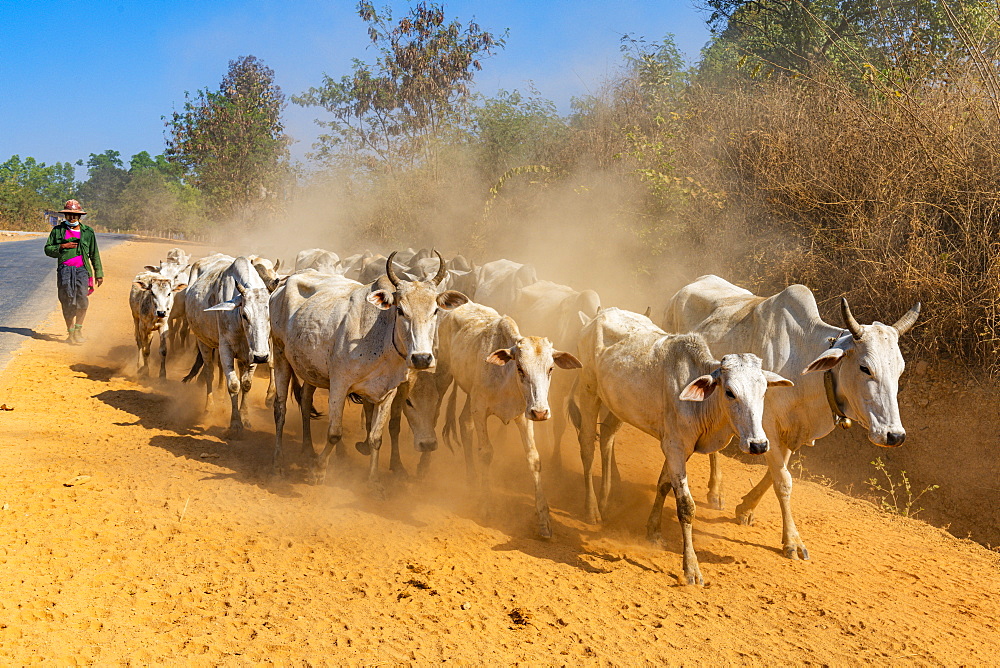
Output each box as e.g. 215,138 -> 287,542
0,234 -> 125,374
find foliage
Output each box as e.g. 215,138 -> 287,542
866,457 -> 939,518
165,55 -> 289,222
699,0 -> 1000,83
471,87 -> 566,178
294,1 -> 506,172
0,155 -> 76,229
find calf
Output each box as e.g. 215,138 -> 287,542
437,302 -> 581,538
129,271 -> 186,378
574,308 -> 792,584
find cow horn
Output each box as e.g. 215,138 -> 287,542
841,298 -> 863,340
431,249 -> 447,286
892,302 -> 921,335
236,282 -> 248,297
385,251 -> 400,287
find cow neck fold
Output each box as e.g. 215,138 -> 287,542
824,329 -> 853,429
389,303 -> 407,360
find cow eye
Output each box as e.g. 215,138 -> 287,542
405,398 -> 414,407
860,365 -> 872,376
547,367 -> 554,376
725,389 -> 736,399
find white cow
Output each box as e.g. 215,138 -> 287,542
574,307 -> 793,585
294,248 -> 340,275
437,302 -> 581,538
184,256 -> 272,438
662,274 -> 920,559
474,259 -> 537,317
507,280 -> 601,467
129,270 -> 186,378
269,252 -> 468,490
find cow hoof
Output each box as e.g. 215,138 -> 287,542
537,520 -> 553,540
389,465 -> 410,480
784,544 -> 809,560
367,480 -> 386,500
265,396 -> 274,408
708,493 -> 725,511
585,510 -> 602,525
647,532 -> 666,549
355,440 -> 372,456
222,427 -> 244,441
736,503 -> 754,525
683,571 -> 705,586
308,469 -> 327,486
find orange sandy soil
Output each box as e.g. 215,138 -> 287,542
0,231 -> 45,243
0,239 -> 997,665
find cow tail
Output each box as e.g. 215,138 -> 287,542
182,350 -> 204,383
290,373 -> 323,419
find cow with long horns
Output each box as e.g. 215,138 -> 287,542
269,251 -> 469,490
662,275 -> 920,560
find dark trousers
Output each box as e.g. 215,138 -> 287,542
57,264 -> 89,323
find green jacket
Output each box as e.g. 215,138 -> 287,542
44,223 -> 104,279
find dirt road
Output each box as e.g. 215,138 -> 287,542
0,240 -> 996,664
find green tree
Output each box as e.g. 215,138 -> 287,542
0,155 -> 77,228
471,86 -> 566,177
699,0 -> 999,81
294,1 -> 506,172
165,55 -> 289,223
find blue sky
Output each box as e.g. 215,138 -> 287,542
0,1 -> 712,174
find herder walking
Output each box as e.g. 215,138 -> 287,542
44,200 -> 104,344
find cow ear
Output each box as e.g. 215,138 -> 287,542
367,289 -> 394,310
205,296 -> 241,312
680,374 -> 719,401
144,265 -> 159,272
437,290 -> 468,310
133,280 -> 150,291
802,347 -> 844,374
486,348 -> 514,366
764,370 -> 794,387
172,283 -> 187,292
553,351 -> 583,369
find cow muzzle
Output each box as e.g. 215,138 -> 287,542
416,439 -> 438,452
410,353 -> 434,370
155,310 -> 167,318
528,408 -> 550,421
252,354 -> 270,365
747,439 -> 769,455
883,431 -> 906,447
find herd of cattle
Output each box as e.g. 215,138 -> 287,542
129,246 -> 920,585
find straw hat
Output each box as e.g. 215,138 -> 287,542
59,199 -> 86,215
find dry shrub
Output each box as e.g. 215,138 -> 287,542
676,64 -> 1000,369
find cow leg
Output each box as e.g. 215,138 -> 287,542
238,361 -> 255,430
157,324 -> 169,379
574,386 -> 602,524
314,389 -> 349,485
300,382 -> 316,456
219,345 -> 243,439
197,341 -> 216,412
459,394 -> 477,485
271,352 -> 293,474
514,415 -> 552,539
387,384 -> 408,477
650,442 -> 703,586
597,411 -> 622,518
472,405 -> 494,517
768,443 -> 807,559
548,384 -> 569,470
356,401 -> 375,455
707,452 -> 725,510
363,392 -> 396,498
133,318 -> 148,377
264,357 -> 276,408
